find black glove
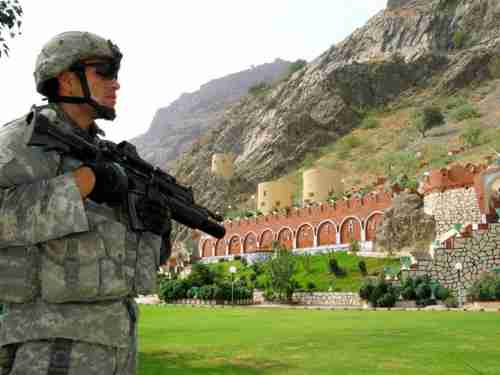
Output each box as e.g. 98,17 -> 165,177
86,161 -> 129,206
136,195 -> 171,236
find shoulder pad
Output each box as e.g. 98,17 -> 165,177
0,114 -> 31,166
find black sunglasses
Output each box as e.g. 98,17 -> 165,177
81,61 -> 120,80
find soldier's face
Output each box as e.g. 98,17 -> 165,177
83,59 -> 121,110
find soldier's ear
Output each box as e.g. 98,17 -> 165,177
57,71 -> 77,95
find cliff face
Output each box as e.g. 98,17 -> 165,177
160,0 -> 500,242
131,59 -> 292,168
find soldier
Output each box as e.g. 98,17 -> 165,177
0,31 -> 171,374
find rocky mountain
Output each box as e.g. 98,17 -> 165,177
131,59 -> 292,167
171,0 -> 500,215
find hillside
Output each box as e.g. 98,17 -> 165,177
131,58 -> 292,168
167,0 -> 500,240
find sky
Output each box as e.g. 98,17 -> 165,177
0,0 -> 387,142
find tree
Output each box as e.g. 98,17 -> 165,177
0,0 -> 23,58
265,242 -> 297,301
410,106 -> 445,137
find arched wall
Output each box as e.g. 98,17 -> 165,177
228,235 -> 242,255
296,223 -> 315,249
365,211 -> 384,241
259,229 -> 274,251
277,227 -> 294,250
340,216 -> 362,244
215,239 -> 227,256
317,220 -> 337,246
243,232 -> 258,253
201,239 -> 214,258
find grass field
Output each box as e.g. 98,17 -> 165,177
139,305 -> 500,375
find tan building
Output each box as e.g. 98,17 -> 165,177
211,153 -> 235,180
303,166 -> 343,204
257,179 -> 295,215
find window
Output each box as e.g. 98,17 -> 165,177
261,202 -> 266,207
263,191 -> 267,197
275,201 -> 281,206
348,221 -> 354,233
309,192 -> 315,197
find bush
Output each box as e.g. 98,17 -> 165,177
306,281 -> 316,292
359,281 -> 374,300
349,240 -> 360,254
187,263 -> 216,287
469,272 -> 500,301
445,96 -> 468,110
286,59 -> 307,78
410,106 -> 445,137
435,286 -> 450,301
360,278 -> 398,308
248,82 -> 270,96
358,260 -> 368,276
452,30 -> 466,49
159,279 -> 191,302
401,286 -> 417,300
377,292 -> 397,308
460,121 -> 483,148
444,295 -> 459,308
415,283 -> 432,301
450,103 -> 480,122
360,116 -> 379,129
328,257 -> 346,277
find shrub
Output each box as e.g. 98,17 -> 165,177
361,278 -> 398,308
445,96 -> 468,110
401,286 -> 417,300
469,272 -> 500,301
306,281 -> 317,292
452,30 -> 466,49
266,244 -> 297,301
360,116 -> 379,129
187,263 -> 216,287
263,288 -> 276,301
410,106 -> 445,137
444,295 -> 459,308
359,281 -> 374,300
415,283 -> 432,300
286,59 -> 307,78
349,240 -> 360,254
377,292 -> 397,308
159,279 -> 191,302
450,103 -> 480,122
435,286 -> 451,301
328,257 -> 346,277
248,82 -> 270,96
460,121 -> 483,148
358,260 -> 368,277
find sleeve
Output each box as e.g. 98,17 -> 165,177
0,172 -> 90,249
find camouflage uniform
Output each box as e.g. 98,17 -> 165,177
0,33 -> 163,375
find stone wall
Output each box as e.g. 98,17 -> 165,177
253,291 -> 362,306
424,187 -> 482,237
411,223 -> 500,304
292,292 -> 362,306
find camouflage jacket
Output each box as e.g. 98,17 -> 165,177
0,104 -> 161,348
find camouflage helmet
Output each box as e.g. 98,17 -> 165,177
34,31 -> 122,96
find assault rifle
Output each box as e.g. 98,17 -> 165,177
27,107 -> 226,240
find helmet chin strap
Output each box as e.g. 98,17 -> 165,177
50,64 -> 116,121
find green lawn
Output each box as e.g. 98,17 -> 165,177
139,305 -> 500,375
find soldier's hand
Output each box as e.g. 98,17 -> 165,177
85,161 -> 129,206
72,166 -> 96,199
